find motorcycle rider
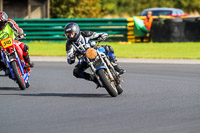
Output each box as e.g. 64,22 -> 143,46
0,11 -> 34,74
64,22 -> 125,87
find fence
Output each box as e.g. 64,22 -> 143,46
17,17 -> 191,42
14,18 -> 151,42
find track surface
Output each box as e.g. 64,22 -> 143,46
0,62 -> 200,133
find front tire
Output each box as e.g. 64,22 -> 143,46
10,61 -> 26,90
108,66 -> 123,95
116,84 -> 123,95
97,69 -> 118,97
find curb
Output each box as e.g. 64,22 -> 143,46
30,56 -> 200,64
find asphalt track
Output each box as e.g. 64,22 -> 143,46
0,61 -> 200,133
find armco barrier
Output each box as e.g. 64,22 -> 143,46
14,18 -> 128,42
14,18 -> 152,42
15,17 -> 187,42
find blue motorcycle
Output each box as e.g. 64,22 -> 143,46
72,41 -> 123,97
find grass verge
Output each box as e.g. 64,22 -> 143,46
27,41 -> 200,59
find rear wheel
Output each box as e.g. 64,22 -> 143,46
10,61 -> 26,90
97,69 -> 118,97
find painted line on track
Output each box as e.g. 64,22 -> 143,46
31,56 -> 200,64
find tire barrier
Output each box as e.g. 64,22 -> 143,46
184,17 -> 200,42
151,17 -> 200,42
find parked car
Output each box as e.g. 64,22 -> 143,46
139,8 -> 187,17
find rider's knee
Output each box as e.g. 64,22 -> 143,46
73,68 -> 80,78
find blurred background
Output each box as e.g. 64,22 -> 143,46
1,0 -> 200,58
1,0 -> 200,19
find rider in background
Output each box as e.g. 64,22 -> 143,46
0,11 -> 34,74
64,23 -> 125,86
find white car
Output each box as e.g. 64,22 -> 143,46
139,8 -> 186,17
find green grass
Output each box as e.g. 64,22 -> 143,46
28,41 -> 66,56
27,41 -> 200,59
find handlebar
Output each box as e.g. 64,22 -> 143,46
72,41 -> 101,54
15,34 -> 26,41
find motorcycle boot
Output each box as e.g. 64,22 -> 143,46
103,45 -> 125,75
0,61 -> 5,71
23,53 -> 34,68
110,58 -> 125,75
89,74 -> 101,88
0,61 -> 9,75
22,45 -> 34,68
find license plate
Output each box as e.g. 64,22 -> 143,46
0,38 -> 13,48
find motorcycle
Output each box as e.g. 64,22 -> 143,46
0,37 -> 30,90
72,41 -> 124,97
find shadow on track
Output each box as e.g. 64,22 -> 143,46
0,87 -> 20,91
0,93 -> 110,98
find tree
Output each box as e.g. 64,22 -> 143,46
50,0 -> 103,18
50,0 -> 200,18
174,0 -> 200,14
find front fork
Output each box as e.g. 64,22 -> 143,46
13,48 -> 25,75
13,48 -> 29,83
87,58 -> 103,87
87,56 -> 115,87
99,55 -> 115,82
104,57 -> 121,85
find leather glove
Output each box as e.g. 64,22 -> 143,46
98,33 -> 108,42
18,34 -> 26,40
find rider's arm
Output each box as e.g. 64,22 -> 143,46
66,41 -> 75,64
81,31 -> 108,41
7,19 -> 24,36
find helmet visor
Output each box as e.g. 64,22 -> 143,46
65,32 -> 76,39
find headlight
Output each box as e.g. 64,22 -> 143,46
86,48 -> 97,59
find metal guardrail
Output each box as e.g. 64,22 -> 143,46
14,18 -> 128,42
14,16 -> 179,42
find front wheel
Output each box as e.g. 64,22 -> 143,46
97,69 -> 118,97
116,84 -> 123,95
10,61 -> 26,90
